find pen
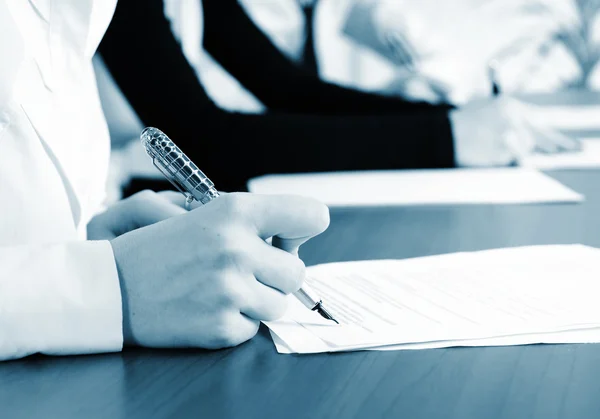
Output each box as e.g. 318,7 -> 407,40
487,34 -> 556,98
487,59 -> 501,97
140,127 -> 339,324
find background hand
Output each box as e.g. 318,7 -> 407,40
381,71 -> 449,104
450,96 -> 580,167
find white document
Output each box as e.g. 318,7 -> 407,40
523,138 -> 600,170
535,105 -> 600,131
265,245 -> 600,354
270,325 -> 600,354
248,168 -> 583,207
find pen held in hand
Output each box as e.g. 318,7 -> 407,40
270,236 -> 339,324
488,59 -> 502,97
140,127 -> 339,324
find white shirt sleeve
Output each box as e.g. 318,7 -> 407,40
0,240 -> 123,361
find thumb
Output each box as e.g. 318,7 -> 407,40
89,190 -> 187,240
125,190 -> 187,229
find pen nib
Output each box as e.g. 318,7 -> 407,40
315,303 -> 339,324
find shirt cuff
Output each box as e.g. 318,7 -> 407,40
0,240 -> 123,360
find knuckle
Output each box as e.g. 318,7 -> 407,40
210,313 -> 259,348
285,257 -> 306,293
218,193 -> 247,221
246,320 -> 261,340
261,295 -> 288,321
214,271 -> 245,308
233,320 -> 260,346
213,238 -> 250,272
213,247 -> 235,272
210,314 -> 239,348
293,258 -> 307,289
259,255 -> 306,295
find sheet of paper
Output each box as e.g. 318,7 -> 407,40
269,327 -> 600,354
523,138 -> 600,170
248,169 -> 583,207
265,245 -> 600,354
534,105 -> 600,131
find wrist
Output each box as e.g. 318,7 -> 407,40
109,236 -> 136,347
449,108 -> 465,167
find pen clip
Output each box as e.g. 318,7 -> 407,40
152,157 -> 194,202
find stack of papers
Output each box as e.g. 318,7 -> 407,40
536,106 -> 600,132
248,168 -> 583,207
265,245 -> 600,354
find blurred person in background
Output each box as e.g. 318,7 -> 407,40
343,0 -> 585,103
97,0 -> 579,195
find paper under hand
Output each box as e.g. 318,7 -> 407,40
265,245 -> 600,354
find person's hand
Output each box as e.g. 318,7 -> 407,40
109,193 -> 330,349
450,96 -> 581,167
87,190 -> 186,240
382,71 -> 449,104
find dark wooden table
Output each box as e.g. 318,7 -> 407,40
2,170 -> 600,419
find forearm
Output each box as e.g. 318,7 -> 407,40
202,0 -> 447,115
99,0 -> 216,126
0,241 -> 122,361
100,0 -> 455,193
152,108 -> 456,192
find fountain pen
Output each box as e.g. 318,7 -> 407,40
140,127 -> 339,324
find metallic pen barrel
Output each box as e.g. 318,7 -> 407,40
140,127 -> 219,204
294,287 -> 321,310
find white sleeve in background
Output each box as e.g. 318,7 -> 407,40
0,240 -> 123,361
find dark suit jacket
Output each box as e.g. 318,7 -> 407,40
99,0 -> 456,192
